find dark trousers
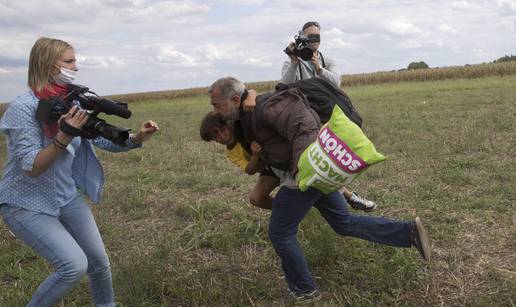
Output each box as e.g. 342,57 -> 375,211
268,187 -> 413,293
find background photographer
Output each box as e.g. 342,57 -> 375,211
281,21 -> 342,89
0,37 -> 158,307
280,20 -> 376,211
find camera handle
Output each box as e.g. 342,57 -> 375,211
59,120 -> 95,139
59,120 -> 83,137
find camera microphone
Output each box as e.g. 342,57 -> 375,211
91,97 -> 132,119
75,94 -> 132,119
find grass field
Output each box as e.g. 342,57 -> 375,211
0,75 -> 515,306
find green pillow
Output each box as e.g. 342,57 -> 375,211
297,105 -> 386,193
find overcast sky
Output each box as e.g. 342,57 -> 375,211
0,0 -> 515,101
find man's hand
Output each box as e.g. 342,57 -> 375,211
242,89 -> 257,112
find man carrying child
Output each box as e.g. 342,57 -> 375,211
205,76 -> 431,304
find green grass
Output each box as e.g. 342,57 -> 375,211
1,76 -> 515,306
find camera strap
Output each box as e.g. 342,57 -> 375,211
320,52 -> 326,68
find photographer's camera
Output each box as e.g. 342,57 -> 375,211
284,32 -> 320,61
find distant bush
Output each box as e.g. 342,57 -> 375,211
407,61 -> 430,70
494,54 -> 516,63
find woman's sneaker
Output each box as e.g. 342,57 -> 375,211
285,288 -> 322,305
347,192 -> 377,212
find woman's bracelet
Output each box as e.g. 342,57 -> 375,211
52,140 -> 66,150
53,137 -> 68,149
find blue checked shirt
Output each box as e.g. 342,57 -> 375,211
0,91 -> 142,216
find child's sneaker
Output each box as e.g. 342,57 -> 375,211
285,288 -> 322,305
347,192 -> 377,212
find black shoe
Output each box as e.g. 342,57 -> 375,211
285,288 -> 322,305
347,191 -> 377,212
412,217 -> 431,262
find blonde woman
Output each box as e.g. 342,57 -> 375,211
0,37 -> 159,307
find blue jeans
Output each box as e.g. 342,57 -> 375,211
268,187 -> 413,294
0,197 -> 115,307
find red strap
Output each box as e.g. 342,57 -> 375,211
33,84 -> 68,138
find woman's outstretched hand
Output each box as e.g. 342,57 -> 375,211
131,120 -> 160,144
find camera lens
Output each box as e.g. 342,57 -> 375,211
298,47 -> 313,61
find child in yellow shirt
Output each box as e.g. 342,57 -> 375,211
200,111 -> 377,212
201,111 -> 278,209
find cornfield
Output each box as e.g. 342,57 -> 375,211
107,61 -> 516,103
342,61 -> 516,86
1,61 -> 515,109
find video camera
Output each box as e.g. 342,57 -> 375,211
284,32 -> 320,61
36,84 -> 132,146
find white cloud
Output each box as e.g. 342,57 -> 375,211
452,1 -> 478,10
155,45 -> 200,67
0,39 -> 29,60
0,68 -> 10,74
497,0 -> 516,15
218,0 -> 265,4
495,19 -> 515,31
439,24 -> 457,34
471,48 -> 498,61
243,57 -> 273,68
0,1 -> 101,25
195,44 -> 255,65
381,20 -> 422,35
116,1 -> 210,22
328,38 -> 353,49
0,0 -> 515,100
198,45 -> 229,61
77,55 -> 127,69
397,40 -> 424,49
324,27 -> 344,36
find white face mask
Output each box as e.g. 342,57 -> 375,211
55,67 -> 77,84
